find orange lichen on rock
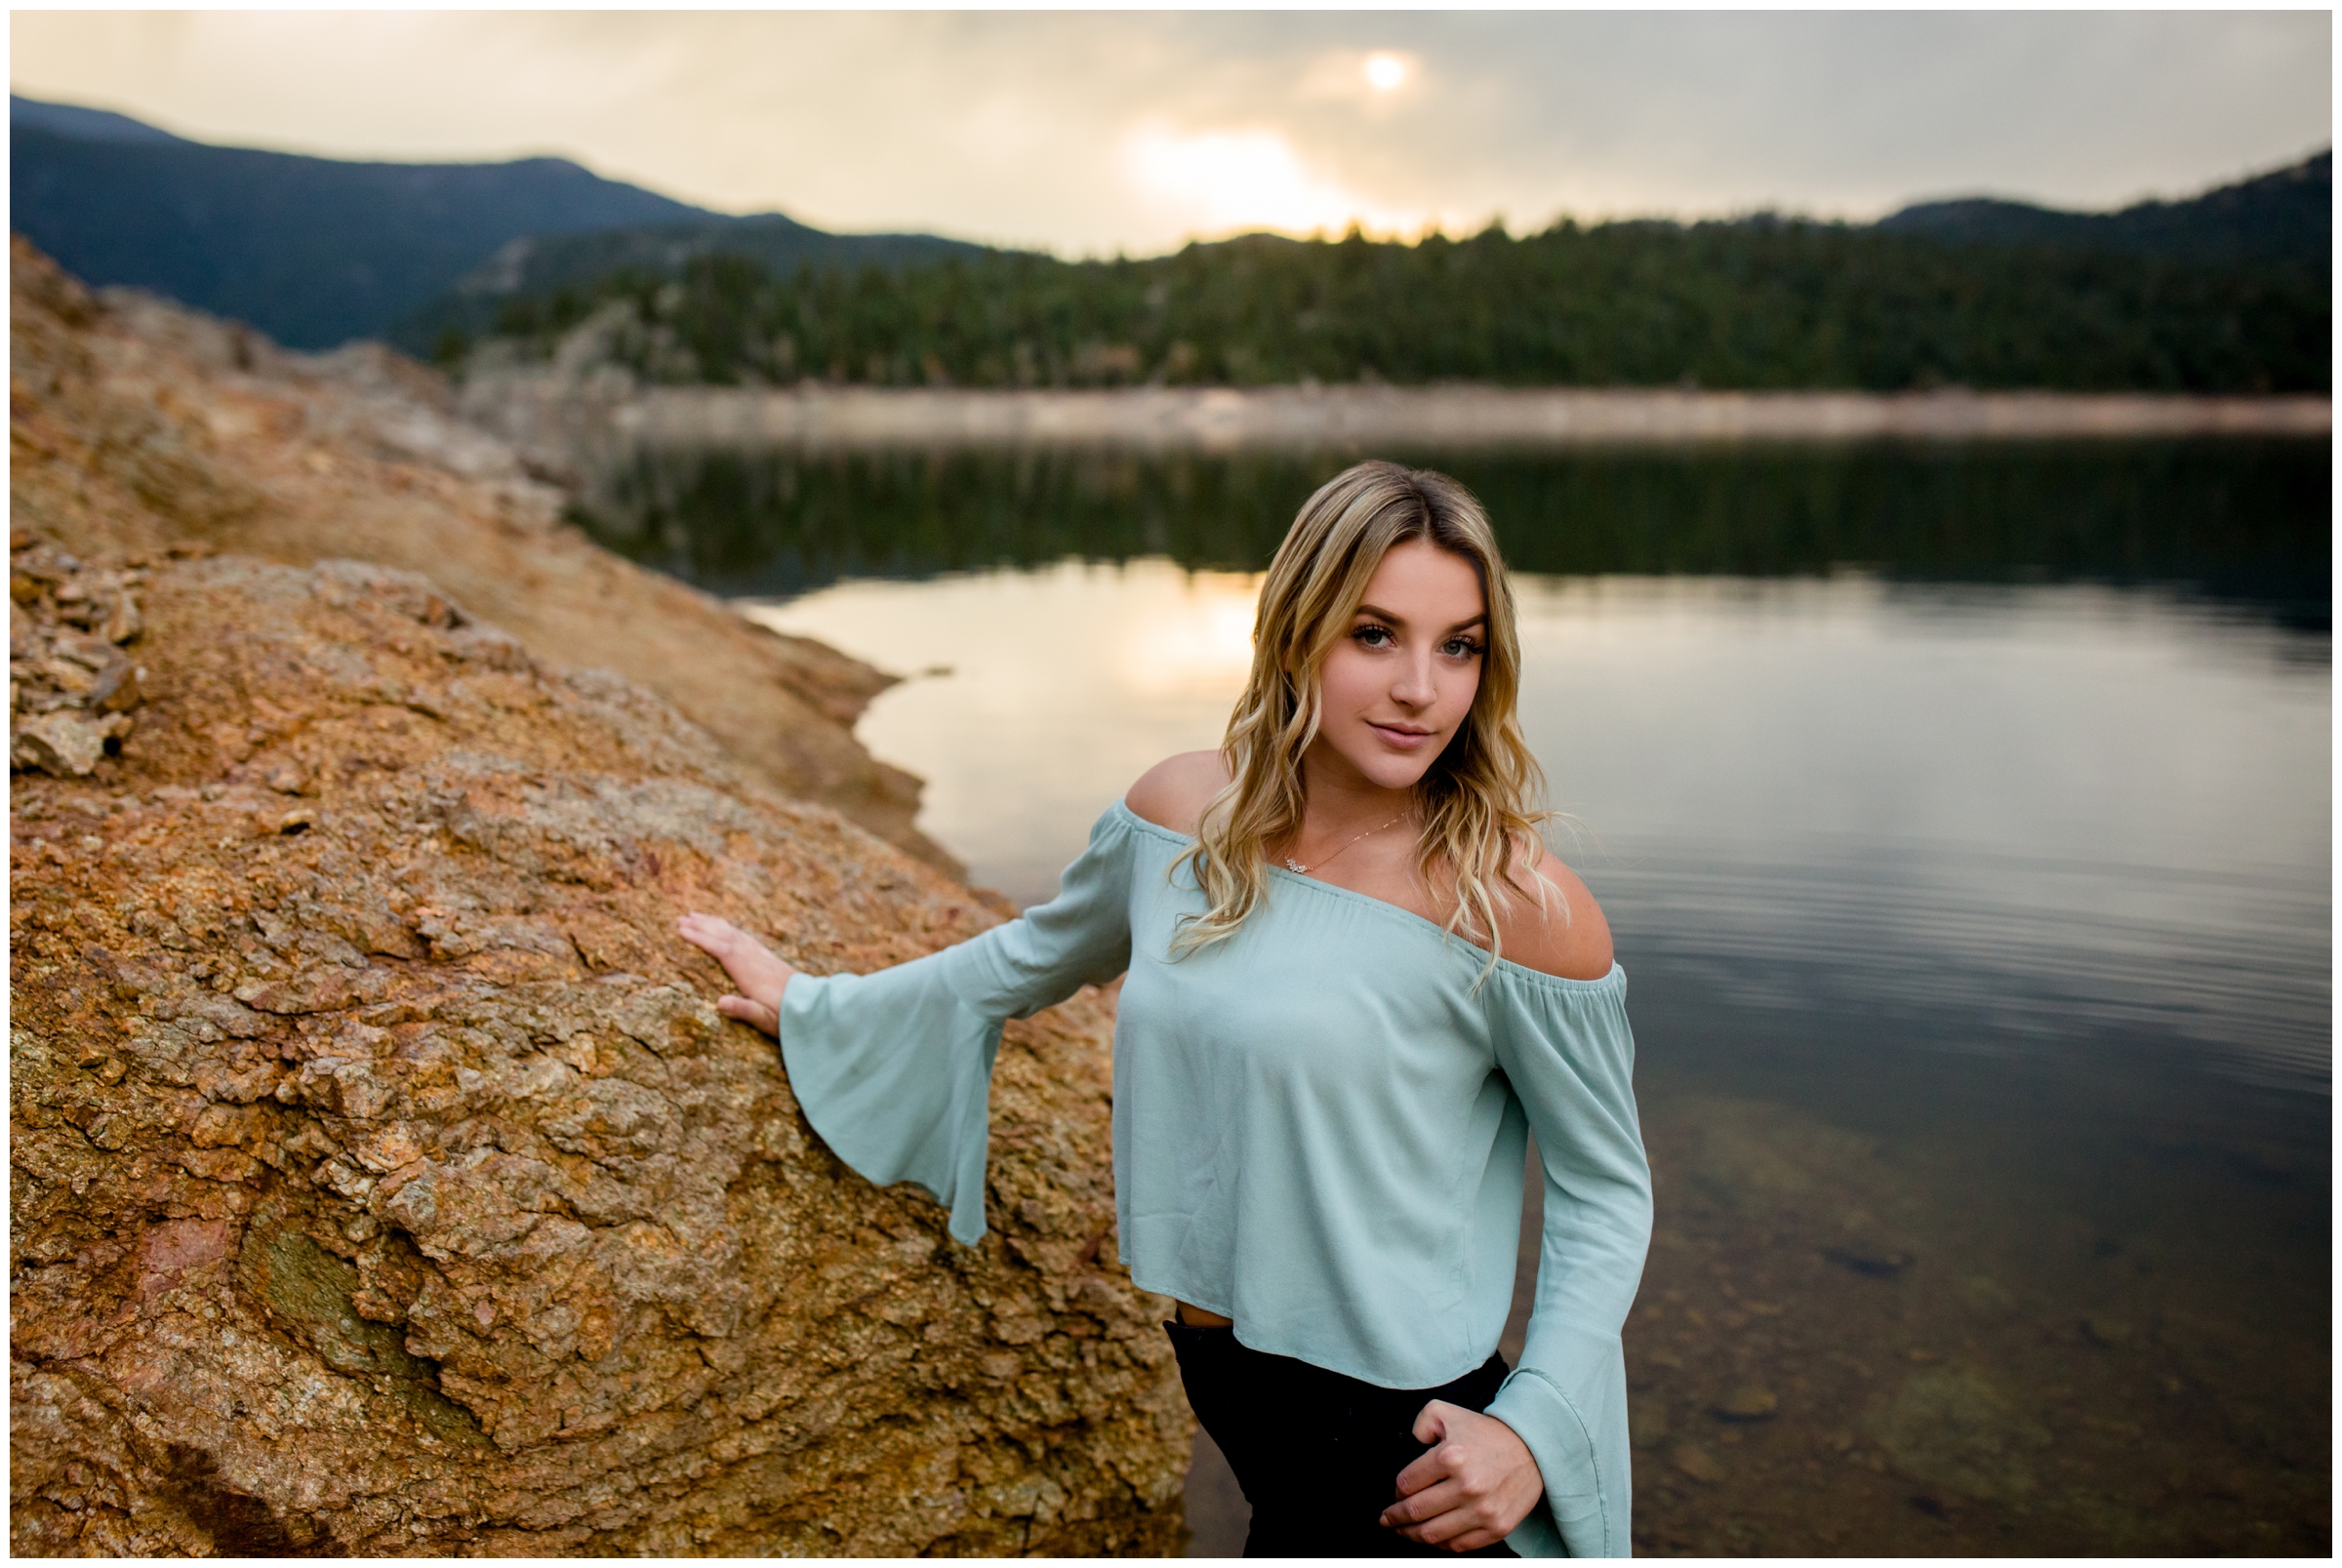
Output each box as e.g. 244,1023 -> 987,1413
9,243 -> 1188,1555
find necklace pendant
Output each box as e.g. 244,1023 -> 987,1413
1284,857 -> 1309,873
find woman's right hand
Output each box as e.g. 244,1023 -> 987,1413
676,912 -> 798,1037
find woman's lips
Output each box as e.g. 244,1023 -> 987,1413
1369,722 -> 1436,749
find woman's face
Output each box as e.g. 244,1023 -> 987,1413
1305,538 -> 1487,795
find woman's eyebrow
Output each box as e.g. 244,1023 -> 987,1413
1353,603 -> 1489,633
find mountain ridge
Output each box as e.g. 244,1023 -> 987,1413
10,93 -> 2330,369
1878,148 -> 2331,266
8,93 -> 998,353
10,100 -> 715,349
9,93 -> 188,143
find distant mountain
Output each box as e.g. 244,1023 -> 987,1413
9,93 -> 999,353
9,95 -> 187,143
1878,150 -> 2330,268
400,213 -> 997,354
10,94 -> 715,349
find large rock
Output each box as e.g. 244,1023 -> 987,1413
10,550 -> 1186,1556
9,244 -> 1190,1554
7,236 -> 943,872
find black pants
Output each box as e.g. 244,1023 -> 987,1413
1167,1319 -> 1518,1558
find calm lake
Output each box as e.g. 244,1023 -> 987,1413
578,439 -> 2330,1556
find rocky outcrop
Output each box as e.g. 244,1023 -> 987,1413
9,245 -> 1189,1554
8,238 -> 943,871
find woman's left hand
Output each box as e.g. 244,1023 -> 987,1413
1380,1400 -> 1544,1552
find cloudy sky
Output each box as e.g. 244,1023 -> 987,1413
12,11 -> 2331,256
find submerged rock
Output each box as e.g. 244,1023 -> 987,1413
1823,1241 -> 1917,1279
1669,1444 -> 1722,1484
1630,1402 -> 1673,1449
2080,1316 -> 2137,1349
1869,1365 -> 2050,1505
1677,1095 -> 1882,1211
1713,1383 -> 1780,1422
1958,1273 -> 2020,1319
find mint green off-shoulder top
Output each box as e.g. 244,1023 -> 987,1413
778,801 -> 1652,1557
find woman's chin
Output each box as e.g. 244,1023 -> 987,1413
1328,747 -> 1437,793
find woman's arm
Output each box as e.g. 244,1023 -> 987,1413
672,801 -> 1142,1245
1382,851 -> 1623,1552
1480,952 -> 1651,1558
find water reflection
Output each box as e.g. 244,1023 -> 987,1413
578,438 -> 2329,1554
752,567 -> 2328,1095
575,439 -> 2331,631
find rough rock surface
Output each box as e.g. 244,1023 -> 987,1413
8,238 -> 942,871
10,245 -> 1189,1554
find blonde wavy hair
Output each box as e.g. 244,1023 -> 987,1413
1173,460 -> 1557,977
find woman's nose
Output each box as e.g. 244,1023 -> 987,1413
1391,652 -> 1435,705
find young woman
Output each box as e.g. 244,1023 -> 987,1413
680,462 -> 1651,1557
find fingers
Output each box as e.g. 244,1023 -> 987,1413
679,912 -> 770,957
1391,1500 -> 1496,1550
1393,1513 -> 1484,1548
678,916 -> 793,1039
1384,1402 -> 1541,1549
676,912 -> 744,954
716,994 -> 780,1037
677,914 -> 797,1000
1393,1446 -> 1448,1500
1381,1477 -> 1468,1531
1393,1401 -> 1456,1497
676,915 -> 723,958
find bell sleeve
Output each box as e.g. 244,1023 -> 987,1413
775,807 -> 1137,1245
1481,966 -> 1653,1559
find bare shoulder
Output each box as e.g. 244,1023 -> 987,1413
1123,750 -> 1231,836
1495,843 -> 1615,982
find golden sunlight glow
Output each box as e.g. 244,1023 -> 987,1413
1115,573 -> 1264,699
746,561 -> 1269,901
1363,52 -> 1411,93
1121,120 -> 1425,239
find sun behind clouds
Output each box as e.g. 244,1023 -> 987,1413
1363,51 -> 1412,93
1120,120 -> 1432,241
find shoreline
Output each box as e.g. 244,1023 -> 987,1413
590,383 -> 2331,451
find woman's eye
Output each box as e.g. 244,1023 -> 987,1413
1442,638 -> 1483,659
1353,625 -> 1394,648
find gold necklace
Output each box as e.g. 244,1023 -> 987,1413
1283,812 -> 1407,875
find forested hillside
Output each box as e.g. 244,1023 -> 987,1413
459,194 -> 2329,394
